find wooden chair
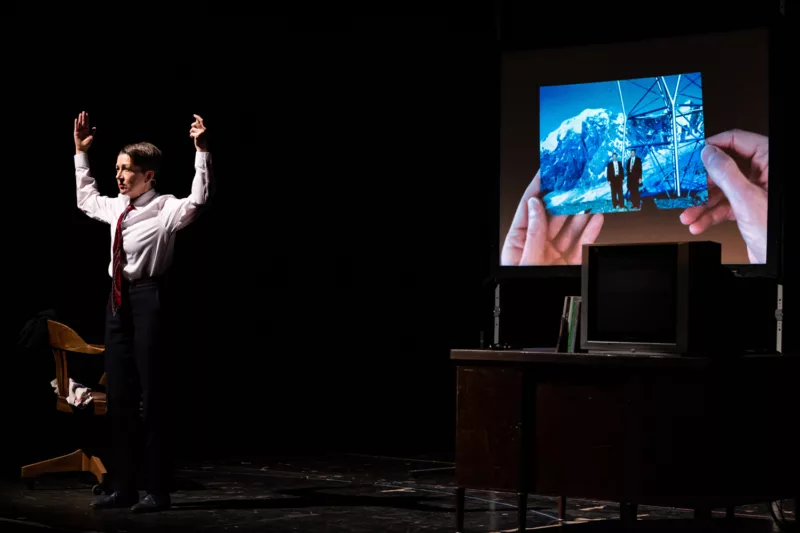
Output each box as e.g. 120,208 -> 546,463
21,320 -> 108,494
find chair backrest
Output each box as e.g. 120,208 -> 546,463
47,321 -> 103,354
46,320 -> 104,406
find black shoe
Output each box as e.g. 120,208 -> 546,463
91,490 -> 139,509
131,493 -> 171,513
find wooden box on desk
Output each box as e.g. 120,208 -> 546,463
452,349 -> 798,508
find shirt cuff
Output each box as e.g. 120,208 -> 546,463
195,151 -> 211,168
74,152 -> 90,168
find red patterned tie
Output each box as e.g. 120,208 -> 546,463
111,204 -> 135,316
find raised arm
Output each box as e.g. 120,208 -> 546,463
74,111 -> 118,225
159,115 -> 214,233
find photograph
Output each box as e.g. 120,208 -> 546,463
539,72 -> 707,216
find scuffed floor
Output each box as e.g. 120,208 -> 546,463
0,453 -> 791,532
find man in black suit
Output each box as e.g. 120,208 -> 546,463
606,152 -> 624,209
626,148 -> 643,208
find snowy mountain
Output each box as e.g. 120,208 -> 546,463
540,109 -> 624,194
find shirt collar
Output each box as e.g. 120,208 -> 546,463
124,188 -> 158,208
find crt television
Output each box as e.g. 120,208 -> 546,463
580,241 -> 725,356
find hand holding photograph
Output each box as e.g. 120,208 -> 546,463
539,72 -> 707,216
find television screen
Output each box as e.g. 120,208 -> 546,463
499,28 -> 769,267
586,245 -> 678,344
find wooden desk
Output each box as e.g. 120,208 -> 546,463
452,350 -> 798,532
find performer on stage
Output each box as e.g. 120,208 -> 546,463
73,111 -> 214,512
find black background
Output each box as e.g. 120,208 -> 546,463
3,6 -> 791,479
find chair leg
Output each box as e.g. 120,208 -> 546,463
86,455 -> 107,485
21,449 -> 107,487
21,449 -> 84,480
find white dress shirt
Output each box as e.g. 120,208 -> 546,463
75,152 -> 213,281
613,161 -> 620,175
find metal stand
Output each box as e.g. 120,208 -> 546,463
776,283 -> 783,353
493,283 -> 500,345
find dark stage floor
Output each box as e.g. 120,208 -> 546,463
0,453 -> 792,532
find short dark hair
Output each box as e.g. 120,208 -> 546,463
630,148 -> 636,152
120,142 -> 163,178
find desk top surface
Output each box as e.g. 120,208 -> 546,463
450,349 -> 794,368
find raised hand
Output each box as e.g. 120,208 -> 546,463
74,111 -> 96,154
679,129 -> 769,264
501,170 -> 605,265
189,114 -> 208,152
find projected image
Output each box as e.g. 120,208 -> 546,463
539,72 -> 707,216
499,29 -> 770,267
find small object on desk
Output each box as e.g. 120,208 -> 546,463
488,342 -> 513,350
556,295 -> 581,353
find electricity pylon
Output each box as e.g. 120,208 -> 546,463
618,73 -> 704,197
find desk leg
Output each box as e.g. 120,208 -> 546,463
620,503 -> 637,526
517,492 -> 527,532
694,507 -> 712,521
558,496 -> 567,520
456,487 -> 465,532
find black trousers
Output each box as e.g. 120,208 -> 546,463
610,179 -> 624,208
104,276 -> 175,495
628,181 -> 640,208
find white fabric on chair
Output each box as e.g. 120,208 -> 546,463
50,378 -> 93,408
